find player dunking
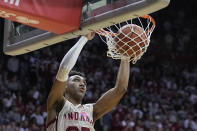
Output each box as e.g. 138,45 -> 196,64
46,32 -> 130,131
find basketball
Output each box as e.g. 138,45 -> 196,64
114,24 -> 148,57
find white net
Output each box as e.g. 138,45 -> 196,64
96,15 -> 155,64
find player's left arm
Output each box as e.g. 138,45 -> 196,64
93,59 -> 130,122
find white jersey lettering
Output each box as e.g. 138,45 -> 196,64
47,100 -> 95,131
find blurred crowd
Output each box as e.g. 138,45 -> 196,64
0,0 -> 197,131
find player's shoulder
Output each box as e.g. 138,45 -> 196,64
83,103 -> 94,106
83,103 -> 94,109
80,103 -> 94,114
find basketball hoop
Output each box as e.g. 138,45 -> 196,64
96,15 -> 156,64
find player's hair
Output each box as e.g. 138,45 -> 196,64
68,70 -> 86,79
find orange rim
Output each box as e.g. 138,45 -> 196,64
96,15 -> 156,37
141,15 -> 156,35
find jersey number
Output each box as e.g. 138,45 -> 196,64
66,126 -> 90,131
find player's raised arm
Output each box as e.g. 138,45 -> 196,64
93,59 -> 130,122
46,32 -> 95,124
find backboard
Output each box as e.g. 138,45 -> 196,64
3,0 -> 170,56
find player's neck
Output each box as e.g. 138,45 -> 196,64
65,94 -> 82,106
70,99 -> 81,106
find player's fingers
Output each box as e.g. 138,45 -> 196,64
85,32 -> 95,40
91,32 -> 96,38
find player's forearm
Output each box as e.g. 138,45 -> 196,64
56,36 -> 88,81
93,60 -> 130,121
115,59 -> 130,93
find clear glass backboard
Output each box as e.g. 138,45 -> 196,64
3,0 -> 170,55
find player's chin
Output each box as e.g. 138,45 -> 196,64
77,91 -> 85,98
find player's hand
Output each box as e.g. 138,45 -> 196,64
85,32 -> 95,40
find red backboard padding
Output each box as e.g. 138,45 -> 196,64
0,0 -> 83,34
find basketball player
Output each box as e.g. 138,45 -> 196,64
46,32 -> 130,131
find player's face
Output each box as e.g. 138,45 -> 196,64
67,75 -> 87,100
